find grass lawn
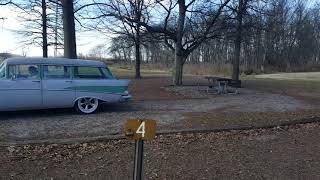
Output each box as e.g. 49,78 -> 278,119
254,72 -> 320,81
243,72 -> 320,92
111,64 -> 320,102
109,65 -> 170,78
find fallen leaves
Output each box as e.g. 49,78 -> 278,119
1,122 -> 320,179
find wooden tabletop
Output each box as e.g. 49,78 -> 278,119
204,76 -> 231,81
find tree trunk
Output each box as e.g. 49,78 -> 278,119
54,0 -> 59,57
134,0 -> 142,79
174,54 -> 185,85
61,0 -> 77,59
42,0 -> 48,58
135,34 -> 141,79
173,0 -> 186,86
232,0 -> 244,80
232,30 -> 241,80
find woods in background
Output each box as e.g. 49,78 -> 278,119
1,0 -> 320,85
107,0 -> 320,75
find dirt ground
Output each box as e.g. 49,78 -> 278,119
1,75 -> 320,179
0,76 -> 318,143
1,122 -> 320,180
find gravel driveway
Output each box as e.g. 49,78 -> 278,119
0,88 -> 314,143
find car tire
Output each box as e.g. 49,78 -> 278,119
75,97 -> 99,114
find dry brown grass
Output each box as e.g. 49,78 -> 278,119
183,63 -> 232,76
254,72 -> 320,81
109,63 -> 233,78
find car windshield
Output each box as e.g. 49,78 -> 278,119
0,62 -> 5,79
101,67 -> 114,79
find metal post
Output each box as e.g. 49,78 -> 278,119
133,140 -> 144,180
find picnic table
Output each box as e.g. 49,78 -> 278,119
204,76 -> 241,94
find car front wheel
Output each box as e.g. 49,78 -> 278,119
75,97 -> 99,114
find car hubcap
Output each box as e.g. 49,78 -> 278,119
78,97 -> 98,113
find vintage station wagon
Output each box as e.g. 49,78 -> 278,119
0,58 -> 131,114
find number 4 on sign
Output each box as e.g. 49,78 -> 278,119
136,121 -> 145,137
124,119 -> 156,140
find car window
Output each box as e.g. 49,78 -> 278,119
101,67 -> 114,79
0,63 -> 5,79
44,65 -> 71,79
74,66 -> 105,79
8,64 -> 40,80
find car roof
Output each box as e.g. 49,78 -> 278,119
3,57 -> 106,67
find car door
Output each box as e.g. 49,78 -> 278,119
42,65 -> 75,108
72,66 -> 128,102
72,66 -> 108,97
0,64 -> 42,110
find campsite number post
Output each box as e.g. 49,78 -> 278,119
125,119 -> 156,180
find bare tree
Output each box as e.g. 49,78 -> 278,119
109,35 -> 134,62
42,0 -> 48,57
3,0 -> 320,74
60,0 -> 76,58
7,0 -> 64,57
88,44 -> 107,59
0,0 -> 13,6
231,0 -> 247,80
226,0 -> 267,80
78,0 -> 232,84
78,0 -> 153,78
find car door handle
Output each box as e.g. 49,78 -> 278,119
65,80 -> 73,83
32,80 -> 41,83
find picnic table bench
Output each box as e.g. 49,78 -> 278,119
204,76 -> 241,94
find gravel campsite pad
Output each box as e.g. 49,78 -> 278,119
0,82 -> 317,143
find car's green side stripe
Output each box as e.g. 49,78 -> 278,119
65,86 -> 127,93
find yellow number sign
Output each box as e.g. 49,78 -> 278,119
124,119 -> 156,140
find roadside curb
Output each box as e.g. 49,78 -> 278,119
1,116 -> 319,146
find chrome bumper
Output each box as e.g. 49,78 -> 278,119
119,95 -> 132,102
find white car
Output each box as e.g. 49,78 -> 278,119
0,57 -> 131,114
